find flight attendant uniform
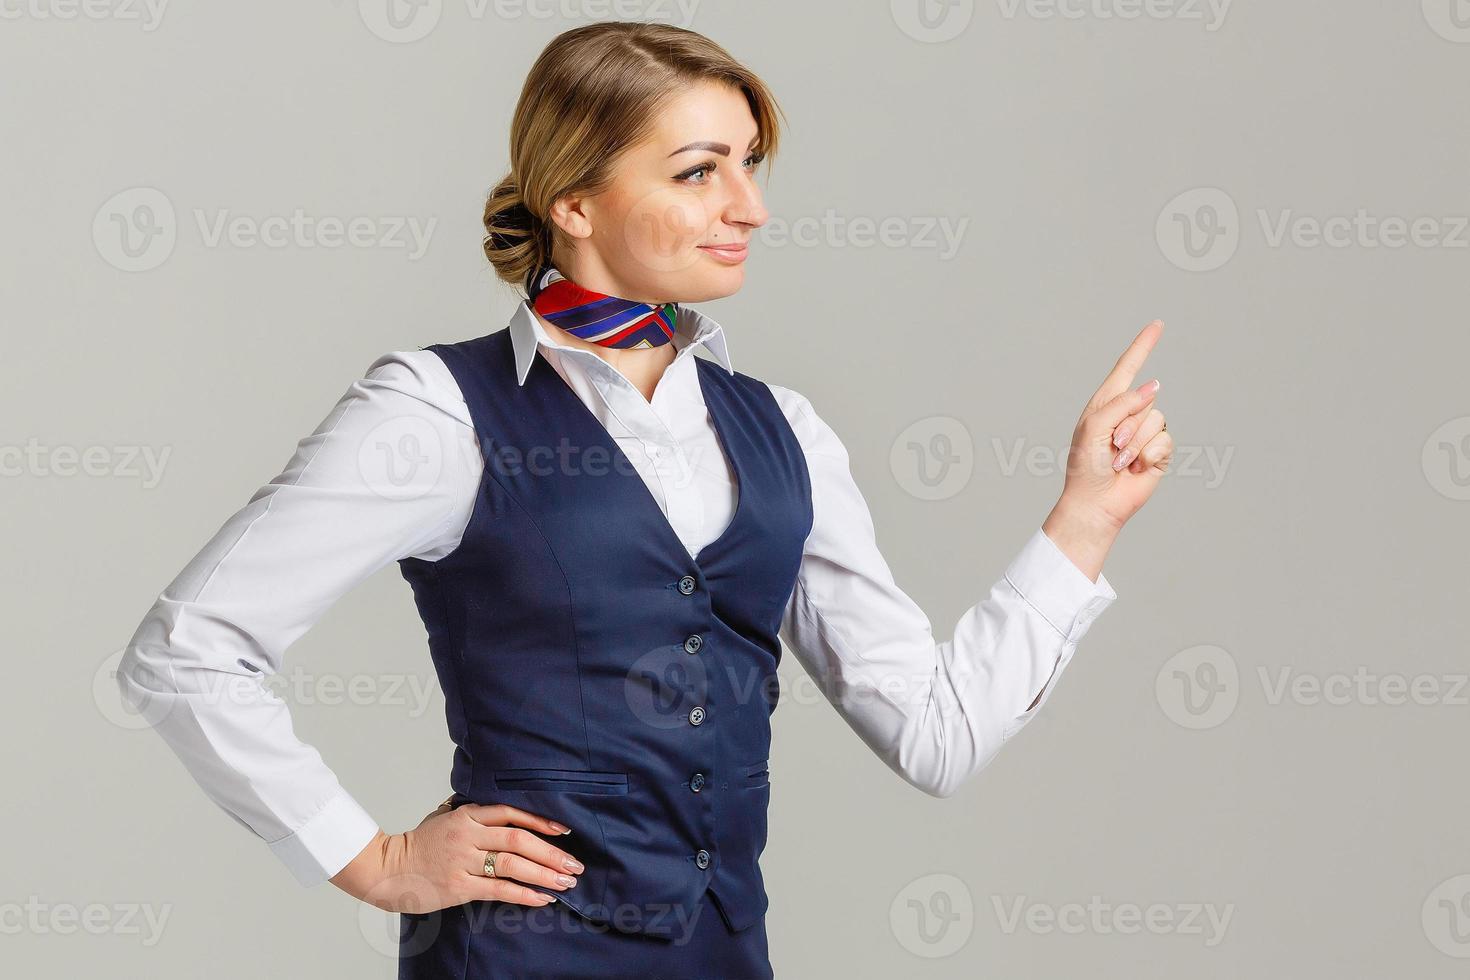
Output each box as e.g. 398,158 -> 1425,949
394,323 -> 811,978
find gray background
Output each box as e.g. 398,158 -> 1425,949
4,0 -> 1467,976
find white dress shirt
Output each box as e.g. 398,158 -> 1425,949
117,301 -> 1118,889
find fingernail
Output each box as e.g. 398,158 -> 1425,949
1137,378 -> 1159,395
564,857 -> 585,873
1113,427 -> 1132,449
549,821 -> 570,834
556,874 -> 577,887
1113,448 -> 1132,471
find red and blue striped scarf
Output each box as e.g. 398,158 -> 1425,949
526,265 -> 677,350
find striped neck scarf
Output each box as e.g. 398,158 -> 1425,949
526,265 -> 677,350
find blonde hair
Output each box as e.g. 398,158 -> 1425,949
482,22 -> 785,294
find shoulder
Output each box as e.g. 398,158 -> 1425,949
352,348 -> 472,428
762,381 -> 849,461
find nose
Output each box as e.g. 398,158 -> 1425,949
722,168 -> 768,232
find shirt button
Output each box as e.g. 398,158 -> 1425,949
690,772 -> 705,792
689,705 -> 706,726
683,634 -> 703,654
695,849 -> 711,869
678,575 -> 697,595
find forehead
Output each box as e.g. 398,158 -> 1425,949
646,81 -> 758,148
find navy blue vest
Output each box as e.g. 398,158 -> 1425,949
397,325 -> 813,938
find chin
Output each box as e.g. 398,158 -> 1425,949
668,262 -> 745,304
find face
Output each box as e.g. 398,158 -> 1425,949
546,80 -> 770,305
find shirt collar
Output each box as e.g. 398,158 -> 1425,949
509,300 -> 733,386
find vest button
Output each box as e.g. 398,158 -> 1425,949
695,849 -> 711,869
678,575 -> 697,595
690,772 -> 705,792
683,634 -> 703,654
689,705 -> 706,726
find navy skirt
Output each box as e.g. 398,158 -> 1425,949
398,889 -> 772,979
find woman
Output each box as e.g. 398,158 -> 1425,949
117,21 -> 1170,980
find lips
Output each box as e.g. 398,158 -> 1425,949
698,243 -> 749,260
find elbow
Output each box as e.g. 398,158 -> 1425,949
903,740 -> 1008,799
114,632 -> 181,726
906,763 -> 969,800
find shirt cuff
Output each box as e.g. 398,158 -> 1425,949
1002,525 -> 1118,645
266,786 -> 382,887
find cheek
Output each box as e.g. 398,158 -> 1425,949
613,186 -> 712,276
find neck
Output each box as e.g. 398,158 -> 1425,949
532,307 -> 679,403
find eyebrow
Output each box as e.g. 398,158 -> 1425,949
667,136 -> 759,158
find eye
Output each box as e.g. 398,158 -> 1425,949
675,151 -> 766,185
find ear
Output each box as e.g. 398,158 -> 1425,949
547,193 -> 593,241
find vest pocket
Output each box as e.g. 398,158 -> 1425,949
491,768 -> 630,795
739,759 -> 770,786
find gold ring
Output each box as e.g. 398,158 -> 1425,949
483,850 -> 499,877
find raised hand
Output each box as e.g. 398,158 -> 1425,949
1059,319 -> 1173,531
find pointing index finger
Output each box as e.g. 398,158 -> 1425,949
1090,319 -> 1164,409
